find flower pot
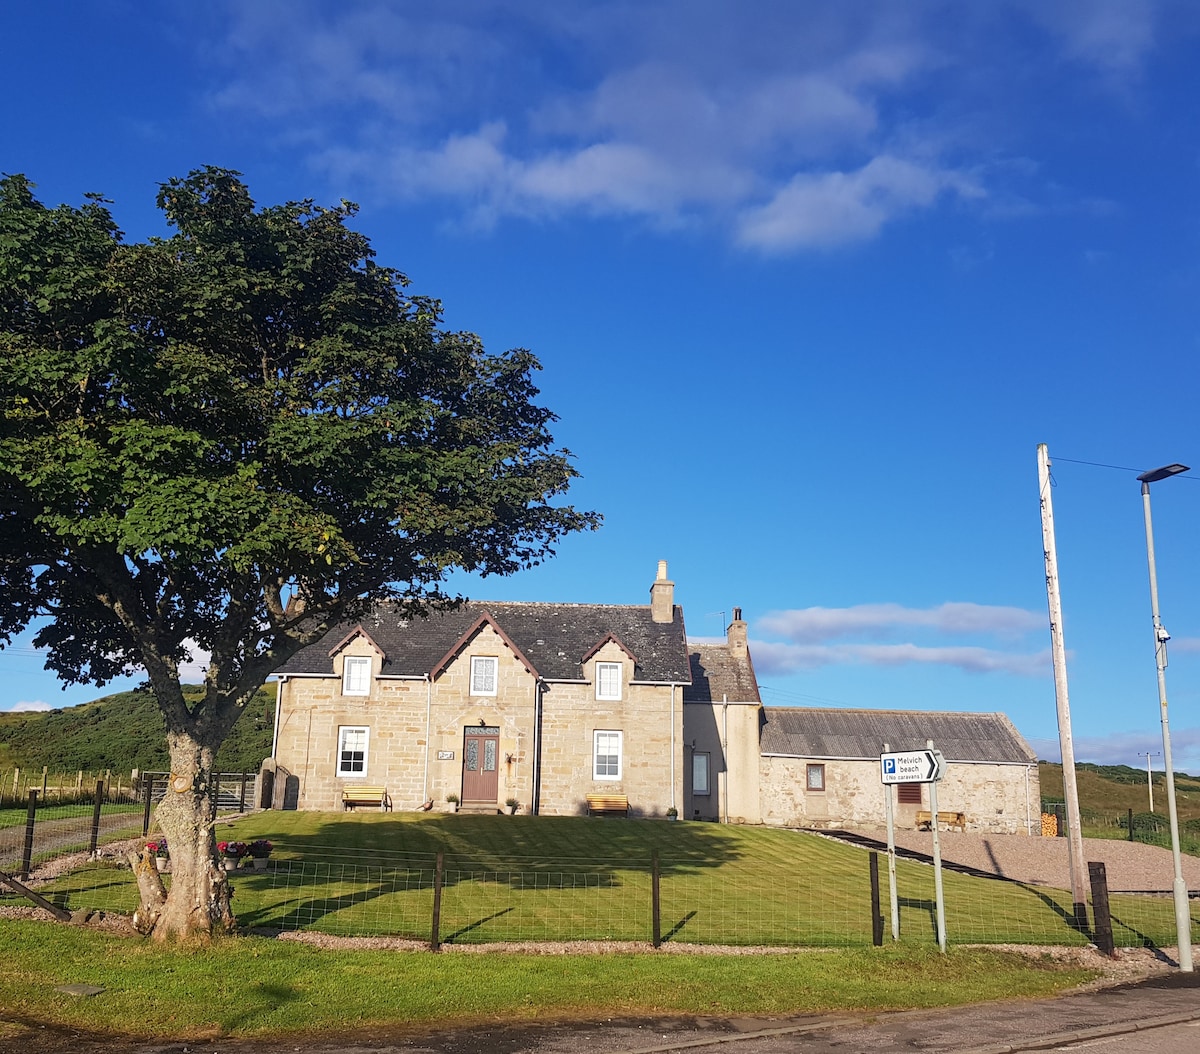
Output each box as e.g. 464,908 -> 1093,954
222,857 -> 239,872
251,856 -> 268,869
155,856 -> 169,871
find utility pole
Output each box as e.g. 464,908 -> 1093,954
1036,444 -> 1089,928
1141,751 -> 1160,813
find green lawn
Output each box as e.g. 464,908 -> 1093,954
0,920 -> 1098,1043
13,812 -> 1198,950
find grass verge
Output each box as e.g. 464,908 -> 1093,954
0,919 -> 1097,1042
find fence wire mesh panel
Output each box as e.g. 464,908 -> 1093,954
5,823 -> 1199,952
0,800 -> 143,874
439,865 -> 652,943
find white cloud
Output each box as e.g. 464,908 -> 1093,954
1170,637 -> 1200,654
736,155 -> 982,251
176,640 -> 212,684
751,640 -> 1051,677
7,700 -> 53,712
758,602 -> 1043,643
195,0 -> 1184,250
1033,727 -> 1200,772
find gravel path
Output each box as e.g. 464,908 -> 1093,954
855,828 -> 1200,892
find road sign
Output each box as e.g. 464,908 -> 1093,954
880,749 -> 944,785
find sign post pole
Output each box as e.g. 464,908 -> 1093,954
879,743 -> 946,952
927,740 -> 947,953
882,741 -> 899,941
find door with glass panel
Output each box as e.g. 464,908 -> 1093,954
461,725 -> 500,803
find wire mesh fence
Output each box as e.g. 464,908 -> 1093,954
9,837 -> 1197,951
0,773 -> 257,878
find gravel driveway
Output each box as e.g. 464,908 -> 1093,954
853,828 -> 1200,893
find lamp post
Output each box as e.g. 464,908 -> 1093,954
1137,462 -> 1193,972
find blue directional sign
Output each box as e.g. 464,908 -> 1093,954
880,749 -> 944,785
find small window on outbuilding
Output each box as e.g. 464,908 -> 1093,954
806,763 -> 826,792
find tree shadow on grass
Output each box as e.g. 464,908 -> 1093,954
248,813 -> 744,879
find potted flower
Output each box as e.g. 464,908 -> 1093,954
146,839 -> 169,871
217,840 -> 248,872
505,796 -> 520,815
248,839 -> 273,869
666,807 -> 679,821
446,792 -> 460,813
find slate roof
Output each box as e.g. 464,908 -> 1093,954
683,644 -> 761,704
760,707 -> 1036,764
278,601 -> 693,684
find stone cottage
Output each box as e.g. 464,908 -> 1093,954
266,563 -> 1040,831
268,562 -> 691,815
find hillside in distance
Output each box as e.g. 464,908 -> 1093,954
0,686 -> 274,774
1039,761 -> 1200,822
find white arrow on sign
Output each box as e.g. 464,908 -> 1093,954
880,749 -> 944,784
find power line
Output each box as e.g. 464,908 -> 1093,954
1053,455 -> 1198,480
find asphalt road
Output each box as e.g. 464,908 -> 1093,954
9,971 -> 1200,1054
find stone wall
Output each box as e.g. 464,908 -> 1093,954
759,756 -> 1040,834
272,627 -> 683,815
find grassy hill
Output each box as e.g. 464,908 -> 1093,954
1039,761 -> 1200,822
0,685 -> 274,774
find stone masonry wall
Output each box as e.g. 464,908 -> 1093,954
273,628 -> 683,815
759,756 -> 1040,834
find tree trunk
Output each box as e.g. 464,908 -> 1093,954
139,731 -> 235,940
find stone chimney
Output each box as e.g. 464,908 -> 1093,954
650,560 -> 674,623
728,606 -> 747,658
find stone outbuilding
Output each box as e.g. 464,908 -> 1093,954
757,707 -> 1040,834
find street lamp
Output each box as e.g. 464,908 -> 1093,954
1137,462 -> 1193,972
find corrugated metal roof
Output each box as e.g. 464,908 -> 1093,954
279,600 -> 693,684
760,707 -> 1036,764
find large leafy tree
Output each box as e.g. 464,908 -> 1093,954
0,168 -> 597,938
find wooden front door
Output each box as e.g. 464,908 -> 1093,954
462,726 -> 499,803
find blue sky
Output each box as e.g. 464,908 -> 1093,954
4,2 -> 1200,770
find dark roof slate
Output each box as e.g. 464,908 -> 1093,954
760,707 -> 1036,764
683,644 -> 761,704
279,601 -> 693,684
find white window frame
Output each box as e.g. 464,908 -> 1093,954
470,656 -> 498,696
337,725 -> 370,778
593,730 -> 623,781
595,661 -> 623,701
342,655 -> 372,696
806,763 -> 826,793
692,752 -> 710,796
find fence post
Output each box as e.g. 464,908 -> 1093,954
1087,861 -> 1115,957
869,851 -> 884,946
651,849 -> 662,948
430,851 -> 444,952
20,790 -> 38,879
1127,808 -> 1134,842
88,780 -> 104,857
41,766 -> 48,797
239,772 -> 248,812
142,775 -> 155,836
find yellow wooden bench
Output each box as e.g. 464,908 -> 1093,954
586,793 -> 629,817
342,786 -> 391,812
915,810 -> 966,832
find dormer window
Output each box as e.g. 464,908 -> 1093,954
471,656 -> 498,696
596,661 -> 622,701
342,656 -> 371,696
